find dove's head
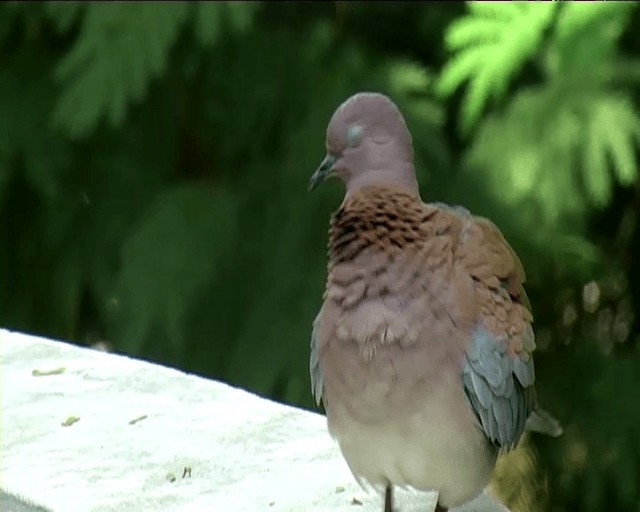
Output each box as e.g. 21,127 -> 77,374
308,92 -> 418,195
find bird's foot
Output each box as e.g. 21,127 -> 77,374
384,485 -> 393,512
435,505 -> 448,512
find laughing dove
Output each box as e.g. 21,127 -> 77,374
308,93 -> 561,512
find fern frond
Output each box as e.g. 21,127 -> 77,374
467,2 -> 526,21
468,81 -> 640,219
583,121 -> 612,206
435,45 -> 486,99
445,17 -> 505,50
53,3 -> 188,138
582,94 -> 640,205
555,2 -> 635,44
436,2 -> 557,135
548,2 -> 637,79
600,97 -> 640,186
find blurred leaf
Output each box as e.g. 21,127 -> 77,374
113,185 -> 237,355
540,343 -> 640,511
388,61 -> 446,132
388,60 -> 432,94
388,63 -> 450,186
53,2 -> 189,137
226,2 -> 258,33
0,50 -> 70,204
194,2 -> 258,46
548,2 -> 637,79
0,2 -> 27,43
583,94 -> 640,206
466,81 -> 640,243
194,2 -> 221,46
44,1 -> 85,34
0,164 -> 11,208
437,2 -> 556,134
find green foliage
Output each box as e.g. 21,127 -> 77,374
436,2 -> 557,133
49,2 -> 259,138
45,1 -> 85,34
1,4 -> 639,510
194,2 -> 257,46
0,33 -> 71,204
52,2 -> 189,137
438,2 -> 640,281
582,93 -> 640,205
466,83 -> 640,223
538,341 -> 640,511
0,3 -> 28,42
549,2 -> 635,79
112,185 -> 238,355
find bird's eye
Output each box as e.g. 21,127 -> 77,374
346,125 -> 363,148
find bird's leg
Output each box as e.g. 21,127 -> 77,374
434,506 -> 448,512
384,484 -> 393,512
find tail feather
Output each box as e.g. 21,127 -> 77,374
526,408 -> 563,438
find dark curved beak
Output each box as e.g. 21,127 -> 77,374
308,154 -> 337,192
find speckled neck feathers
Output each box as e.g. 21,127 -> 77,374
328,186 -> 433,266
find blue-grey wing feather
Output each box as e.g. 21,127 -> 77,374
462,327 -> 534,450
310,313 -> 323,406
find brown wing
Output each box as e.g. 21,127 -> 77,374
452,209 -> 536,449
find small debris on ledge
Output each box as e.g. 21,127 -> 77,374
61,416 -> 80,427
32,367 -> 66,377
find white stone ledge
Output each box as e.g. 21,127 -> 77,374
1,328 -> 507,512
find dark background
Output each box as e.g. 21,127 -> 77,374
1,3 -> 639,511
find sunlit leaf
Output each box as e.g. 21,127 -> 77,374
549,2 -> 637,79
437,2 -> 557,134
582,94 -> 640,205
